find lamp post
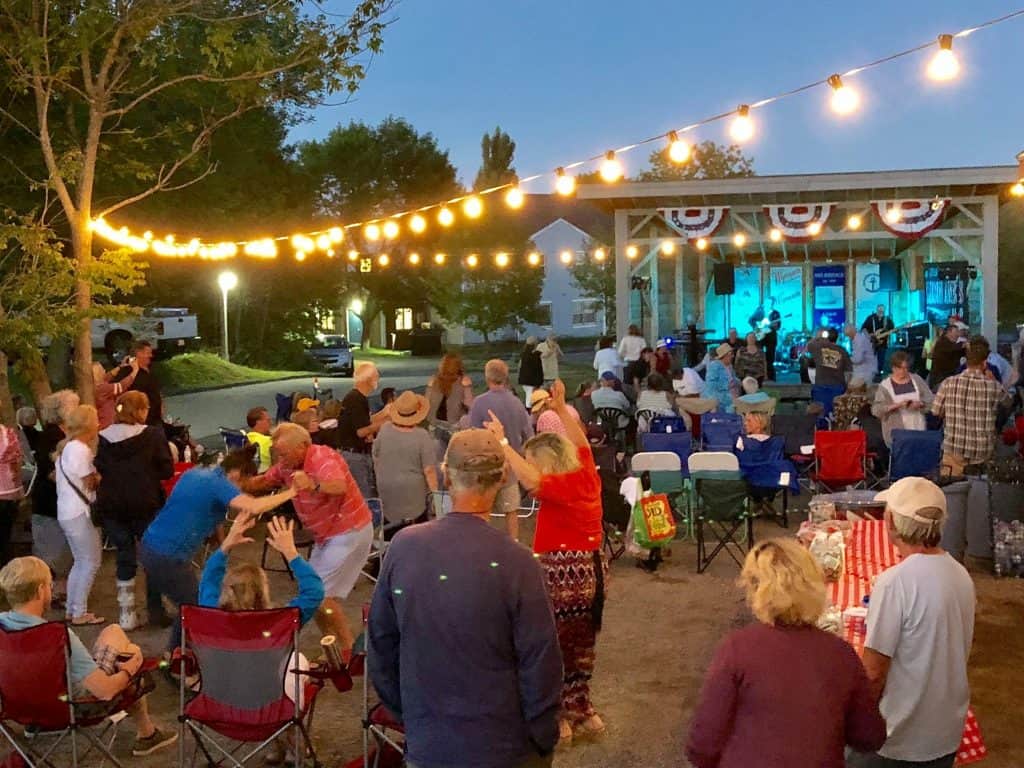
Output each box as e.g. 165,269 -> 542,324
217,271 -> 238,361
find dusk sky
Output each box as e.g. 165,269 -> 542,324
291,1 -> 1024,188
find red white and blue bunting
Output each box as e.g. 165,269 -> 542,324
872,199 -> 950,240
763,203 -> 834,243
659,207 -> 729,240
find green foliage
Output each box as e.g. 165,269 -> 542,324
153,352 -> 314,394
570,237 -> 616,331
635,140 -> 755,181
474,127 -> 517,191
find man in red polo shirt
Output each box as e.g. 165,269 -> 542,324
249,422 -> 372,650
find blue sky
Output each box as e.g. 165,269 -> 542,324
291,1 -> 1024,188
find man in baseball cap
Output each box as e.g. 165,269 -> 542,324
850,477 -> 976,768
368,429 -> 562,768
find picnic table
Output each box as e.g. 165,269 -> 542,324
830,519 -> 987,766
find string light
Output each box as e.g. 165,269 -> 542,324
626,244 -> 639,259
504,186 -> 525,209
316,234 -> 331,251
667,131 -> 691,164
555,167 -> 576,197
1011,182 -> 1024,198
828,74 -> 860,115
733,232 -> 747,247
347,249 -> 359,261
660,240 -> 676,256
438,207 -> 455,227
409,214 -> 427,234
559,249 -> 573,265
466,253 -> 479,268
527,251 -> 543,266
434,252 -> 447,265
291,234 -> 314,253
463,196 -> 484,218
729,105 -> 755,143
696,238 -> 709,251
769,228 -> 782,242
495,252 -> 510,268
600,151 -> 624,183
295,250 -> 307,262
383,220 -> 400,240
408,252 -> 421,265
847,214 -> 863,230
593,247 -> 607,262
364,223 -> 381,242
886,207 -> 902,223
808,221 -> 823,236
927,34 -> 960,81
378,253 -> 390,267
244,240 -> 277,258
329,227 -> 344,243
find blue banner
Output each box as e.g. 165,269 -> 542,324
812,265 -> 846,330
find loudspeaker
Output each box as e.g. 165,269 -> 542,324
878,260 -> 902,291
713,262 -> 735,295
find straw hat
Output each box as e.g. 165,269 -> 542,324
529,388 -> 551,413
390,391 -> 430,427
714,342 -> 733,360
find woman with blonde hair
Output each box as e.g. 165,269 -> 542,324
95,391 -> 173,629
686,538 -> 885,768
485,379 -> 606,748
55,404 -> 104,625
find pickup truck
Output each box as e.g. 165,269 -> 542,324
92,308 -> 200,361
305,334 -> 354,376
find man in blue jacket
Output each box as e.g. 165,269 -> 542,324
368,429 -> 562,768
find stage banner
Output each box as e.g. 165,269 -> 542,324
763,203 -> 834,243
923,261 -> 970,326
813,264 -> 846,330
733,267 -> 762,334
769,266 -> 804,336
855,262 -> 883,328
873,199 -> 949,240
659,207 -> 729,240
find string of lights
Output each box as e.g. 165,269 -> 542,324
91,8 -> 1024,261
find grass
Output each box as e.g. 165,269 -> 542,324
154,352 -> 316,393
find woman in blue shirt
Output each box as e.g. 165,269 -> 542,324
705,343 -> 739,414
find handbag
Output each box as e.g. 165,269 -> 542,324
58,452 -> 99,524
631,492 -> 676,549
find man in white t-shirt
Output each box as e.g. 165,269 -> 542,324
850,477 -> 976,768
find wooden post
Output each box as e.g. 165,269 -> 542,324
981,195 -> 999,341
615,209 -> 629,341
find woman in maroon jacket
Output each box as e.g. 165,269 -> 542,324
686,538 -> 885,768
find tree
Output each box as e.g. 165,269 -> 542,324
473,127 -> 517,190
300,117 -> 462,346
570,238 -> 616,332
635,140 -> 755,181
0,0 -> 393,401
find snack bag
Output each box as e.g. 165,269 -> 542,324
631,493 -> 676,549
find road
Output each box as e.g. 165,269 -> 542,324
165,356 -> 440,448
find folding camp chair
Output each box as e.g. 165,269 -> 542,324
810,384 -> 846,425
700,412 -> 743,452
631,451 -> 690,540
736,435 -> 797,528
589,441 -> 629,561
594,407 -> 631,452
275,394 -> 294,424
689,452 -> 752,573
888,429 -> 943,483
177,605 -> 326,768
0,621 -> 145,768
809,429 -> 868,493
361,607 -> 404,768
219,427 -> 248,452
261,521 -> 316,581
772,413 -> 818,491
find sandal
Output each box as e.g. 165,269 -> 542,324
69,613 -> 105,626
556,719 -> 573,750
577,714 -> 606,736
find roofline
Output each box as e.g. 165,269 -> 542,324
576,165 -> 1018,200
530,217 -> 593,241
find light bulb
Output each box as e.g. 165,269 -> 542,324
382,220 -> 400,240
729,105 -> 755,143
495,252 -> 510,268
599,151 -> 623,183
808,221 -> 823,236
527,251 -> 542,266
828,74 -> 860,116
927,34 -> 960,82
294,250 -> 307,262
733,232 -> 747,247
433,252 -> 446,265
377,253 -> 390,267
847,215 -> 862,230
625,244 -> 639,259
667,131 -> 691,164
555,168 -> 576,196
466,253 -> 479,268
559,249 -> 573,265
593,248 -> 606,262
409,214 -> 427,234
364,223 -> 381,242
696,238 -> 708,251
329,227 -> 344,243
463,196 -> 483,219
316,234 -> 331,251
408,252 -> 421,265
660,240 -> 676,256
769,228 -> 782,243
347,249 -> 359,261
886,207 -> 902,224
504,186 -> 524,209
438,207 -> 455,227
1011,182 -> 1024,198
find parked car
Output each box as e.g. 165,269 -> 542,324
305,334 -> 354,375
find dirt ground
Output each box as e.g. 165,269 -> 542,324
3,512 -> 1023,768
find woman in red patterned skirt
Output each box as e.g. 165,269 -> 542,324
484,379 -> 606,750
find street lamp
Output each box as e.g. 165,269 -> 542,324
217,271 -> 238,361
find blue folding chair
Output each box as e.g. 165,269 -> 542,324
888,429 -> 943,482
275,393 -> 294,424
701,412 -> 744,452
640,432 -> 693,479
737,435 -> 798,528
219,427 -> 248,452
810,384 -> 846,424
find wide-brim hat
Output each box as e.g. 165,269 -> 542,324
391,391 -> 430,427
715,342 -> 733,360
530,388 -> 551,413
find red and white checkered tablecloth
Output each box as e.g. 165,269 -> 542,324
828,520 -> 987,766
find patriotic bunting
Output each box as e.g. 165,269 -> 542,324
872,199 -> 950,240
659,207 -> 729,241
763,203 -> 834,243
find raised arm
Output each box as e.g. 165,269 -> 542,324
549,380 -> 586,449
483,409 -> 541,491
229,487 -> 297,517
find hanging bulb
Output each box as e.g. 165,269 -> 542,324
364,223 -> 381,242
599,151 -> 624,183
847,215 -> 862,230
660,240 -> 676,256
559,249 -> 573,265
593,247 -> 607,262
495,252 -> 510,268
408,252 -> 421,265
625,244 -> 639,259
808,222 -> 823,236
377,253 -> 390,267
729,105 -> 755,143
347,249 -> 359,261
555,167 -> 576,196
438,207 -> 455,227
382,221 -> 400,240
828,74 -> 860,115
733,232 -> 747,248
695,238 -> 709,251
769,229 -> 782,243
927,34 -> 960,82
504,186 -> 525,209
667,131 -> 691,164
433,252 -> 447,265
294,250 -> 307,262
463,196 -> 484,219
886,207 -> 902,224
466,253 -> 479,268
1011,182 -> 1024,198
409,214 -> 427,234
527,251 -> 542,267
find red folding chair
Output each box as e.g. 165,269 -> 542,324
360,605 -> 404,768
0,622 -> 144,768
177,605 -> 327,768
808,429 -> 868,493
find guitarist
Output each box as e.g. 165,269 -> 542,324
761,297 -> 782,381
861,304 -> 894,377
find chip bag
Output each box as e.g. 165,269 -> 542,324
631,493 -> 676,549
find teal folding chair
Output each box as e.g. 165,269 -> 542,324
689,452 -> 753,573
631,451 -> 691,540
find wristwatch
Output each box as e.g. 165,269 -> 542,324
499,438 -> 509,447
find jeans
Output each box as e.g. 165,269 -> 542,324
847,750 -> 956,768
59,514 -> 102,618
104,516 -> 163,608
342,450 -> 376,499
138,544 -> 199,651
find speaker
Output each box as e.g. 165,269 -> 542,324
713,262 -> 735,295
878,260 -> 902,291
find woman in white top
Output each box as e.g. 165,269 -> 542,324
635,373 -> 677,432
593,336 -> 624,381
617,324 -> 647,364
55,404 -> 104,625
871,350 -> 934,447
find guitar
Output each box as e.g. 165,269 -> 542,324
754,313 -> 792,341
869,320 -> 921,345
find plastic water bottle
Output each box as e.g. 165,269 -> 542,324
184,446 -> 192,464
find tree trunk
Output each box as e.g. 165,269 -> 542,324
71,215 -> 95,404
46,338 -> 72,389
0,351 -> 14,426
21,355 -> 53,409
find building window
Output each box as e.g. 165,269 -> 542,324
572,299 -> 600,326
536,302 -> 552,327
395,307 -> 413,331
318,310 -> 336,332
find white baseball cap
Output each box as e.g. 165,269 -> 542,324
875,477 -> 947,524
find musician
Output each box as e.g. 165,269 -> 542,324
845,323 -> 877,384
861,304 -> 894,376
762,297 -> 781,381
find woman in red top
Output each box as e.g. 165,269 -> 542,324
484,379 -> 606,749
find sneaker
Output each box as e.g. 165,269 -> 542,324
132,727 -> 178,756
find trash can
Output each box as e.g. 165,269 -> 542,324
410,329 -> 444,356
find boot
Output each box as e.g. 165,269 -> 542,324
116,579 -> 140,631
